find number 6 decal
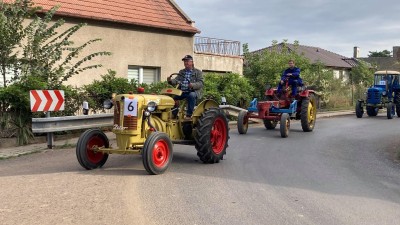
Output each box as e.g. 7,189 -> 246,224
124,98 -> 138,116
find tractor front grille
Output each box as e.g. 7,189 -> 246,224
113,101 -> 138,130
367,90 -> 380,100
114,101 -> 120,125
123,116 -> 138,130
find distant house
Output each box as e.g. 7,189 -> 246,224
1,0 -> 243,88
252,43 -> 359,80
356,46 -> 400,71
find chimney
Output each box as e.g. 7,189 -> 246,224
393,46 -> 400,60
353,46 -> 360,58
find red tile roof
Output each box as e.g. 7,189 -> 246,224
25,0 -> 200,33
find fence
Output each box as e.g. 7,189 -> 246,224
194,36 -> 241,56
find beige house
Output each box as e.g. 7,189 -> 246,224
2,0 -> 243,88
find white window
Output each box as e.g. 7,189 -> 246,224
128,66 -> 160,84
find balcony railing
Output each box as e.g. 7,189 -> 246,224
194,36 -> 240,56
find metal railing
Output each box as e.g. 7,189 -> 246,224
194,36 -> 241,56
32,114 -> 113,148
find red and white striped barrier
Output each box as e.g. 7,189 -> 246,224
30,90 -> 65,112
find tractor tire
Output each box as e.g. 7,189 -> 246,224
263,95 -> 278,129
387,102 -> 395,119
264,119 -> 278,130
195,108 -> 229,164
237,110 -> 248,134
300,94 -> 317,132
355,101 -> 364,118
142,132 -> 173,175
395,94 -> 400,117
76,129 -> 109,170
366,106 -> 378,116
280,113 -> 290,138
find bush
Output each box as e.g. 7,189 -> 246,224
203,73 -> 254,108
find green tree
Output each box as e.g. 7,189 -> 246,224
0,0 -> 38,88
203,73 -> 254,107
0,0 -> 111,144
349,60 -> 374,102
243,40 -> 312,98
368,50 -> 392,57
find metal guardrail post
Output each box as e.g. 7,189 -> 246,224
46,112 -> 54,149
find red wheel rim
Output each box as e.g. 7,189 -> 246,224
210,117 -> 227,154
152,139 -> 170,168
86,136 -> 106,164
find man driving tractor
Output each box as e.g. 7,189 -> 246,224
167,55 -> 204,119
277,59 -> 303,97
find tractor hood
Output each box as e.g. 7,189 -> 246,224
114,94 -> 175,110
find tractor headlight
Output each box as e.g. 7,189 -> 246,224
147,101 -> 157,112
382,91 -> 387,96
103,99 -> 113,109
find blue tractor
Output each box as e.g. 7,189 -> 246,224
356,70 -> 400,119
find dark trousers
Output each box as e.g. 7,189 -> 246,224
277,79 -> 302,96
174,91 -> 197,116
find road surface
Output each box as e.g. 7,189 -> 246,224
1,115 -> 400,225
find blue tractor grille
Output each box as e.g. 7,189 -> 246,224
367,89 -> 381,104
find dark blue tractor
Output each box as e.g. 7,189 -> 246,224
356,70 -> 400,119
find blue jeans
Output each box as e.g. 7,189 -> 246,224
174,92 -> 197,116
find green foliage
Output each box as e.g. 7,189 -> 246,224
243,40 -> 367,109
0,0 -> 39,87
83,70 -> 137,112
349,60 -> 374,102
368,50 -> 392,57
203,73 -> 254,107
17,5 -> 111,88
0,0 -> 111,144
243,40 -> 312,98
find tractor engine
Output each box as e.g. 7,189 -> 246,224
112,94 -> 175,148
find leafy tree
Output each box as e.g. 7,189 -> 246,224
83,70 -> 138,112
0,0 -> 111,144
243,40 -> 312,98
368,50 -> 392,57
0,0 -> 38,88
202,73 -> 254,107
349,60 -> 374,102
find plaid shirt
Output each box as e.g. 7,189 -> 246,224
180,69 -> 192,91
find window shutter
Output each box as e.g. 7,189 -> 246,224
127,66 -> 139,83
143,68 -> 158,84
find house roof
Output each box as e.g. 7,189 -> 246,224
359,57 -> 400,71
253,43 -> 356,69
27,0 -> 200,34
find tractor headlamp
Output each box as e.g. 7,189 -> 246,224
103,99 -> 113,109
147,101 -> 157,112
382,91 -> 387,96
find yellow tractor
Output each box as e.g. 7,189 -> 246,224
76,79 -> 230,175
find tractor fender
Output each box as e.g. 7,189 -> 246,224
265,88 -> 275,96
299,89 -> 316,98
192,99 -> 220,117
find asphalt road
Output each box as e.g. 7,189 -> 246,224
1,115 -> 400,225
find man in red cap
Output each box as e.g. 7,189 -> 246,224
168,55 -> 204,119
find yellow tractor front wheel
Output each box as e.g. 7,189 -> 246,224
301,94 -> 317,132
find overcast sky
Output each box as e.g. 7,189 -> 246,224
175,0 -> 400,57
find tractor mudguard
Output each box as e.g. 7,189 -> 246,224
192,99 -> 220,117
299,89 -> 315,98
265,88 -> 275,96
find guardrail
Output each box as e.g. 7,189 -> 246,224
32,114 -> 113,149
